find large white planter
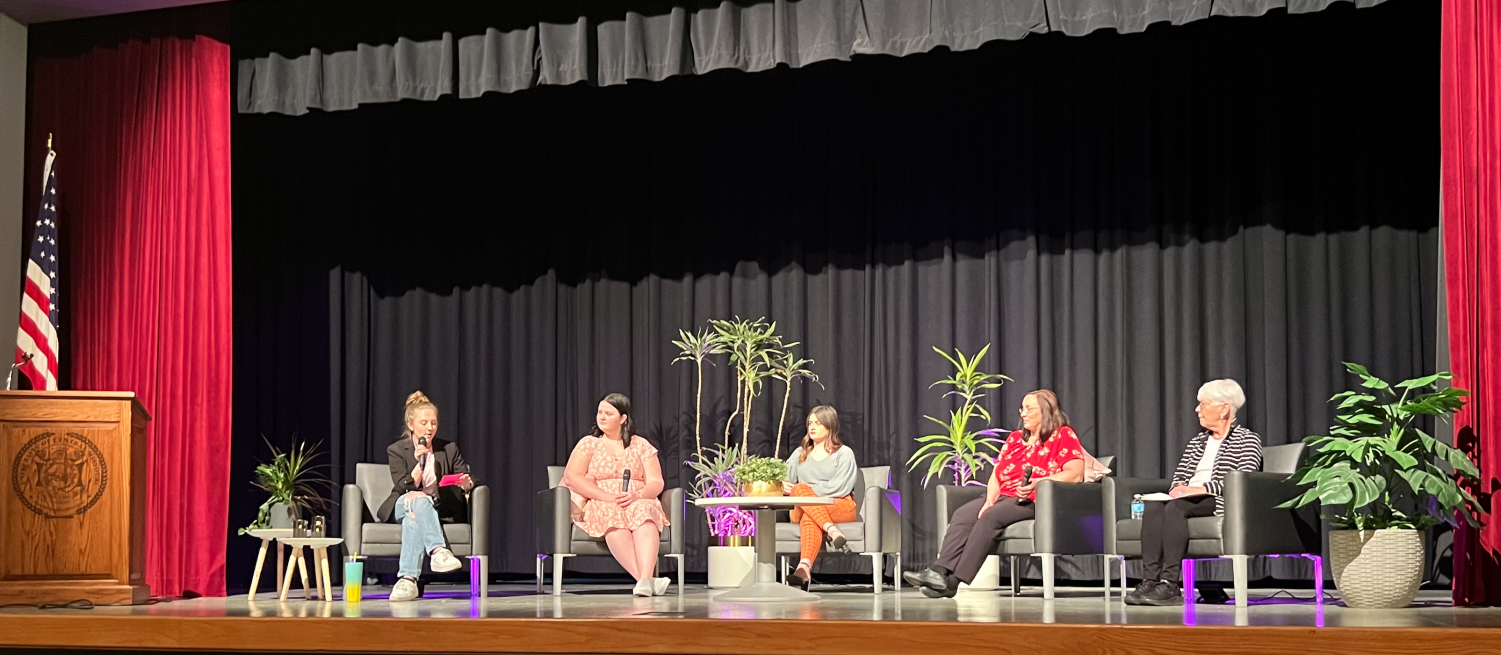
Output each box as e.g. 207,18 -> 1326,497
958,554 -> 1002,592
1330,529 -> 1425,609
707,546 -> 755,589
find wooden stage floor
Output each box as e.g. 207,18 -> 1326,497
2,583 -> 1498,654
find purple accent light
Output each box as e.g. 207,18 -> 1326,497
1181,559 -> 1196,626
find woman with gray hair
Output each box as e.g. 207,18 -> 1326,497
1127,379 -> 1262,606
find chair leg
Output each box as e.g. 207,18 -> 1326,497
552,554 -> 573,596
867,553 -> 882,593
468,555 -> 489,598
668,554 -> 685,593
1231,554 -> 1249,607
536,555 -> 545,594
779,555 -> 788,584
1009,555 -> 1021,596
893,553 -> 901,588
1039,554 -> 1056,601
1102,554 -> 1111,598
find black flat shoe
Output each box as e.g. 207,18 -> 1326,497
1140,580 -> 1185,606
903,568 -> 948,591
1124,579 -> 1159,606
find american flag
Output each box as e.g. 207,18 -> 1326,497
15,150 -> 59,390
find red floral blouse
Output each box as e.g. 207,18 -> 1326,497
993,426 -> 1084,500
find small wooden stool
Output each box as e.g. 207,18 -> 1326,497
246,528 -> 292,598
277,537 -> 344,602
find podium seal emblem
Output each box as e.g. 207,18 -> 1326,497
11,432 -> 108,518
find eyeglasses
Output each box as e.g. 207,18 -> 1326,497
1018,406 -> 1039,415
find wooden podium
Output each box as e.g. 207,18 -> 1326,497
0,391 -> 150,605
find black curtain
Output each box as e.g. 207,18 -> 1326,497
231,0 -> 1438,585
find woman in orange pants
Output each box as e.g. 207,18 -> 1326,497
782,405 -> 859,590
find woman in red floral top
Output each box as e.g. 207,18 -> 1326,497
903,389 -> 1085,598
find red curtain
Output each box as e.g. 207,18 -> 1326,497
28,36 -> 232,598
1443,0 -> 1501,606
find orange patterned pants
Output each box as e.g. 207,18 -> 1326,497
788,482 -> 858,565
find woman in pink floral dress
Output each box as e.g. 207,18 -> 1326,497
562,393 -> 672,596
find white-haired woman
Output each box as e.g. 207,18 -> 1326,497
1127,379 -> 1262,606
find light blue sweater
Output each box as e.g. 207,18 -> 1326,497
785,445 -> 858,498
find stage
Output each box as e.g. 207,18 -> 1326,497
2,583 -> 1497,655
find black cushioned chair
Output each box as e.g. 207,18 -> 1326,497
1103,443 -> 1321,607
933,456 -> 1114,599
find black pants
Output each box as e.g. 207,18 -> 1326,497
932,496 -> 1035,584
1140,495 -> 1217,582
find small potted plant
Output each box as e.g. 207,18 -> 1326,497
238,437 -> 331,535
735,456 -> 788,497
1281,363 -> 1481,608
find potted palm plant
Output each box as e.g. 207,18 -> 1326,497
1280,363 -> 1481,608
906,345 -> 1011,488
238,437 -> 331,535
906,344 -> 1010,589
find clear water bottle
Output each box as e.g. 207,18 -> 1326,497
1131,495 -> 1146,521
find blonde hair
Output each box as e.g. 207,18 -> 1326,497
403,390 -> 438,437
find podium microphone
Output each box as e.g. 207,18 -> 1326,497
6,353 -> 34,391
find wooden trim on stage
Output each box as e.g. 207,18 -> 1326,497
0,614 -> 1494,655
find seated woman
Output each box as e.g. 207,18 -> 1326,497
782,405 -> 859,591
378,391 -> 475,602
562,393 -> 673,597
1127,379 -> 1262,606
903,389 -> 1084,598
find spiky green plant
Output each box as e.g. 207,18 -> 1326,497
768,349 -> 820,459
709,317 -> 784,458
238,436 -> 331,535
672,326 -> 724,461
1279,363 -> 1481,531
907,345 -> 1012,487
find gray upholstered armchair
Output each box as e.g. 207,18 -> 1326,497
535,466 -> 686,596
341,463 -> 491,590
933,455 -> 1114,600
1104,443 -> 1321,607
774,465 -> 903,592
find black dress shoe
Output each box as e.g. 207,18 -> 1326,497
903,568 -> 948,591
1197,583 -> 1229,604
1124,579 -> 1159,606
1139,580 -> 1185,606
786,570 -> 810,591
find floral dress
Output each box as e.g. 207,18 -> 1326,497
564,435 -> 670,537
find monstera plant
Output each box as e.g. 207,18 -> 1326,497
1280,363 -> 1480,608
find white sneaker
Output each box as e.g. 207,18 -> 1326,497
632,578 -> 653,597
652,577 -> 671,596
429,547 -> 462,573
389,577 -> 419,601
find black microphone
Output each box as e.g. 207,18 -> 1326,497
1017,465 -> 1036,505
621,468 -> 632,492
417,435 -> 429,470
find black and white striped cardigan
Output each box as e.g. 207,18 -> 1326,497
1170,423 -> 1263,516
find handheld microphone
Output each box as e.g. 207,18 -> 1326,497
417,435 -> 429,469
621,468 -> 632,492
1018,465 -> 1036,505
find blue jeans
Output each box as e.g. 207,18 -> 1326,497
394,493 -> 448,578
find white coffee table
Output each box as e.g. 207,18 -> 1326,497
694,496 -> 835,602
276,537 -> 343,602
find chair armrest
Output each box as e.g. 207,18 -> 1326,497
661,487 -> 685,554
1034,480 -> 1105,555
469,485 -> 490,557
535,486 -> 574,555
935,485 -> 986,544
859,485 -> 903,553
1223,471 -> 1321,556
342,484 -> 365,556
1103,477 -> 1170,552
